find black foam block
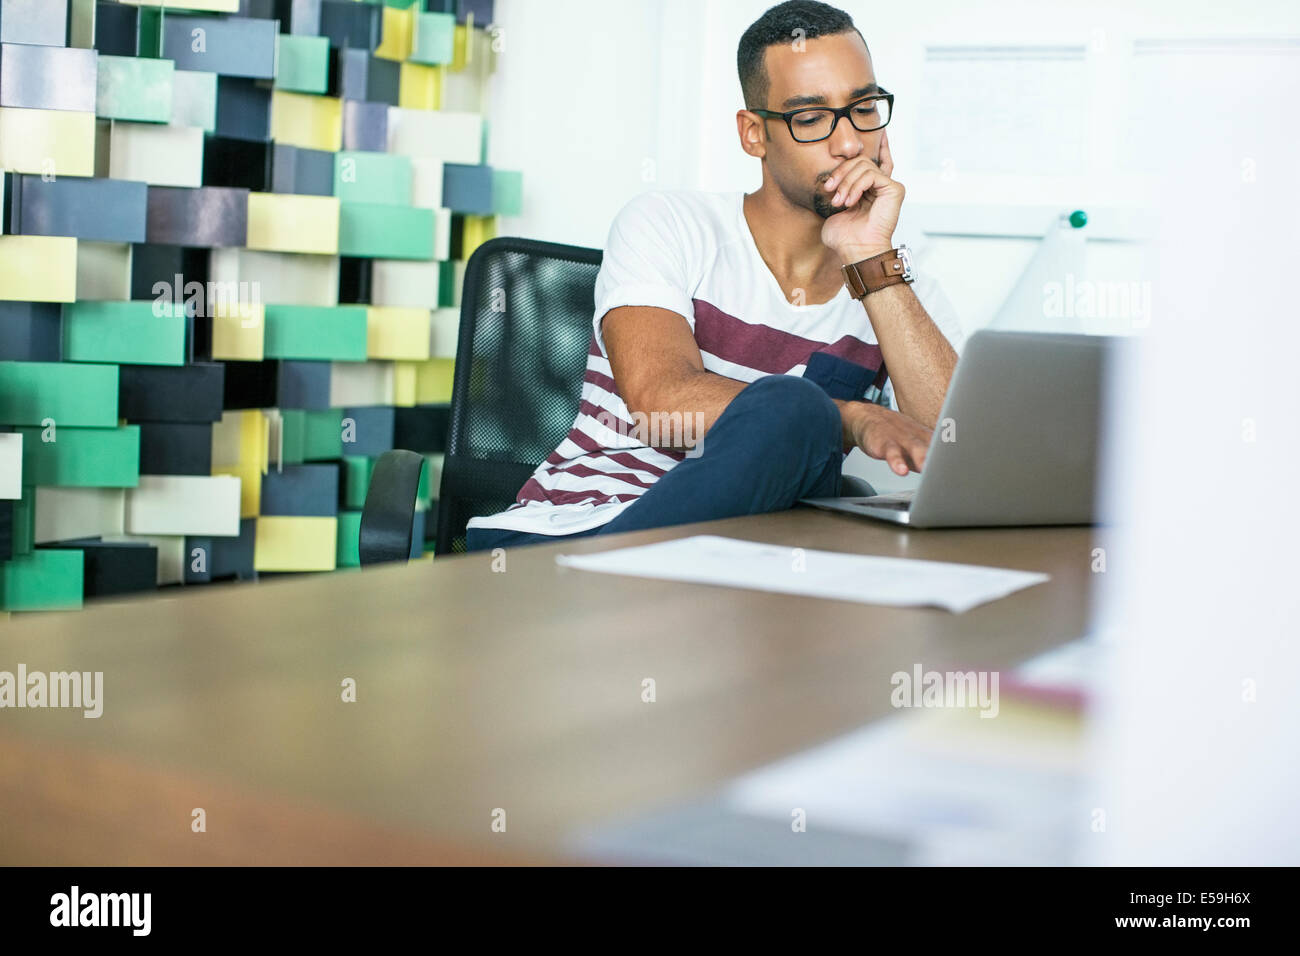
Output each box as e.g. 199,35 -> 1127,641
119,362 -> 225,423
0,302 -> 61,361
138,422 -> 213,475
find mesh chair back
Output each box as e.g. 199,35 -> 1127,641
435,237 -> 603,554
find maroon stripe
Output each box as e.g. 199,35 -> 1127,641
691,298 -> 883,373
516,479 -> 631,508
586,331 -> 602,357
578,398 -> 636,435
583,367 -> 619,395
549,461 -> 658,490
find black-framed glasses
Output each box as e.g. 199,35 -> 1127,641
752,90 -> 894,143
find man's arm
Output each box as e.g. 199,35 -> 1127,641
858,284 -> 955,428
602,305 -> 744,449
602,305 -> 931,474
819,128 -> 957,429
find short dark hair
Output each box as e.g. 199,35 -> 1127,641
737,1 -> 865,110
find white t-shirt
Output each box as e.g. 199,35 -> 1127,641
467,189 -> 966,535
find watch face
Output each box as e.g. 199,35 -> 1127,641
897,243 -> 914,280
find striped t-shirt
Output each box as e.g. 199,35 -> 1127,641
467,189 -> 966,536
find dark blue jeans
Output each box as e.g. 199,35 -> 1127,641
464,374 -> 843,553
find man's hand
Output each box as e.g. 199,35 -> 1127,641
842,399 -> 932,476
819,129 -> 903,264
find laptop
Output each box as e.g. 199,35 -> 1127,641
801,330 -> 1120,527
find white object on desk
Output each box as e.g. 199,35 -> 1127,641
556,534 -> 1048,614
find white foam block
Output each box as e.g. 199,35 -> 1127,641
434,206 -> 451,261
0,433 -> 21,500
410,157 -> 444,209
372,258 -> 441,309
329,360 -> 393,407
108,122 -> 204,187
125,475 -> 242,537
209,247 -> 340,307
34,487 -> 125,543
429,307 -> 458,358
77,241 -> 132,300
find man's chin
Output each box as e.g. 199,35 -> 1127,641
813,194 -> 847,220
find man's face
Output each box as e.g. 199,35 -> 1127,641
756,32 -> 882,219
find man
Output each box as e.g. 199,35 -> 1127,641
465,0 -> 964,552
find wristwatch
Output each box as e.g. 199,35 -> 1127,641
841,244 -> 914,299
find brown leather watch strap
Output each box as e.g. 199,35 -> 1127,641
841,248 -> 908,300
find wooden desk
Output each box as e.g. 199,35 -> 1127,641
0,508 -> 1104,864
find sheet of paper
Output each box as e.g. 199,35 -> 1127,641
555,534 -> 1049,614
720,638 -> 1105,865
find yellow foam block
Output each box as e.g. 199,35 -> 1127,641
212,409 -> 269,517
247,192 -> 340,255
367,306 -> 431,360
461,215 -> 497,261
399,62 -> 442,111
374,6 -> 414,61
0,236 -> 77,302
415,358 -> 455,403
253,516 -> 338,572
0,108 -> 96,178
393,361 -> 418,407
451,24 -> 471,72
212,301 -> 265,361
270,90 -> 342,152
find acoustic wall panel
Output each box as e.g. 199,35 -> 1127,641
146,186 -> 249,247
171,69 -> 218,132
252,515 -> 336,571
210,247 -> 340,306
338,201 -> 432,259
0,302 -> 61,360
63,301 -> 188,365
108,122 -> 205,187
276,33 -> 330,94
0,432 -> 19,500
0,43 -> 98,112
3,6 -> 508,604
96,54 -> 174,122
16,424 -> 140,487
371,259 -> 441,310
271,89 -> 342,151
0,108 -> 97,177
0,236 -> 78,302
125,474 -> 242,536
264,304 -> 368,361
0,0 -> 69,47
246,192 -> 340,254
33,487 -> 125,544
161,15 -> 277,78
76,241 -> 133,301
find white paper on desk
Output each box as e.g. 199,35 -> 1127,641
555,535 -> 1048,613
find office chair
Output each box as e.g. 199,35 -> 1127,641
359,237 -> 604,562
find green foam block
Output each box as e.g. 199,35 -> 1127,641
16,425 -> 140,487
0,550 -> 84,612
0,362 -> 119,427
63,301 -> 188,366
264,305 -> 368,362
